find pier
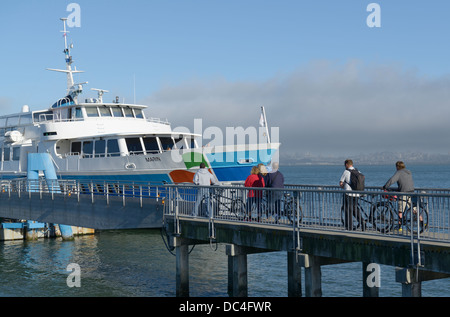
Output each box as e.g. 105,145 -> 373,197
0,179 -> 449,296
162,184 -> 450,297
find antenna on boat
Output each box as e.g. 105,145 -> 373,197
46,18 -> 85,102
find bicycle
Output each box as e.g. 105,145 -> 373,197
285,192 -> 303,224
198,187 -> 246,219
371,190 -> 429,234
244,191 -> 303,224
340,194 -> 394,233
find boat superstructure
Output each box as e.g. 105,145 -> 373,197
0,18 -> 280,185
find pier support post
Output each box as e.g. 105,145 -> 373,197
226,245 -> 248,297
299,254 -> 353,297
396,267 -> 422,297
287,251 -> 302,297
396,267 -> 450,297
174,237 -> 190,297
300,254 -> 322,297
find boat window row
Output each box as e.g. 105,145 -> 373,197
68,136 -> 186,158
125,137 -> 181,155
0,114 -> 32,129
70,139 -> 121,158
33,106 -> 145,123
1,147 -> 21,162
84,106 -> 144,119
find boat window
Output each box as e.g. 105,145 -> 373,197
19,114 -> 32,125
126,137 -> 143,155
107,139 -> 120,157
142,137 -> 160,154
99,107 -> 112,117
159,137 -> 175,151
134,109 -> 144,119
33,111 -> 53,122
3,147 -> 10,161
111,107 -> 123,117
12,147 -> 20,161
6,116 -> 20,127
123,108 -> 134,118
75,107 -> 83,119
174,138 -> 185,149
173,137 -> 183,144
95,140 -> 106,157
71,142 -> 81,155
82,141 -> 93,158
186,139 -> 196,149
85,107 -> 99,117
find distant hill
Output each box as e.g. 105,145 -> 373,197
280,151 -> 450,166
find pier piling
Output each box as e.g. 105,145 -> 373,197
287,251 -> 302,297
174,237 -> 190,297
226,245 -> 249,297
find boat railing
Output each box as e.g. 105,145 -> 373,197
34,113 -> 171,125
36,114 -> 84,124
146,117 -> 170,125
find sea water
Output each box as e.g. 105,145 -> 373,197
0,164 -> 449,297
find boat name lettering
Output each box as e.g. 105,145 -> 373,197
145,157 -> 161,162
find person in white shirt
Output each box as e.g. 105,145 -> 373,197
339,159 -> 365,230
192,163 -> 219,216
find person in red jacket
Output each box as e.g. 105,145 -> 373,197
244,165 -> 265,221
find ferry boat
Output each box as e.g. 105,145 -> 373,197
0,18 -> 280,186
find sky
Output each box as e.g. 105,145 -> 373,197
1,1 -> 450,158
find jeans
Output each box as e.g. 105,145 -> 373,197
192,188 -> 211,216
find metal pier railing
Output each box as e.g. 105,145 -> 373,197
0,179 -> 449,246
163,184 -> 450,244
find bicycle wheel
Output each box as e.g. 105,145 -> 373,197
231,199 -> 246,219
403,204 -> 429,234
287,200 -> 303,224
370,202 -> 394,233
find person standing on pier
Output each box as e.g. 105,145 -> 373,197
382,161 -> 415,230
245,165 -> 265,221
339,159 -> 365,230
267,162 -> 285,222
192,163 -> 219,217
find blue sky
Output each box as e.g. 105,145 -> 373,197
1,1 -> 450,157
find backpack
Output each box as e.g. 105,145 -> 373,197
347,168 -> 365,191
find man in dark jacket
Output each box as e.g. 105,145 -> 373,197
267,162 -> 284,222
267,162 -> 284,188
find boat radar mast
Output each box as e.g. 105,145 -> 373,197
46,18 -> 87,103
91,88 -> 109,103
